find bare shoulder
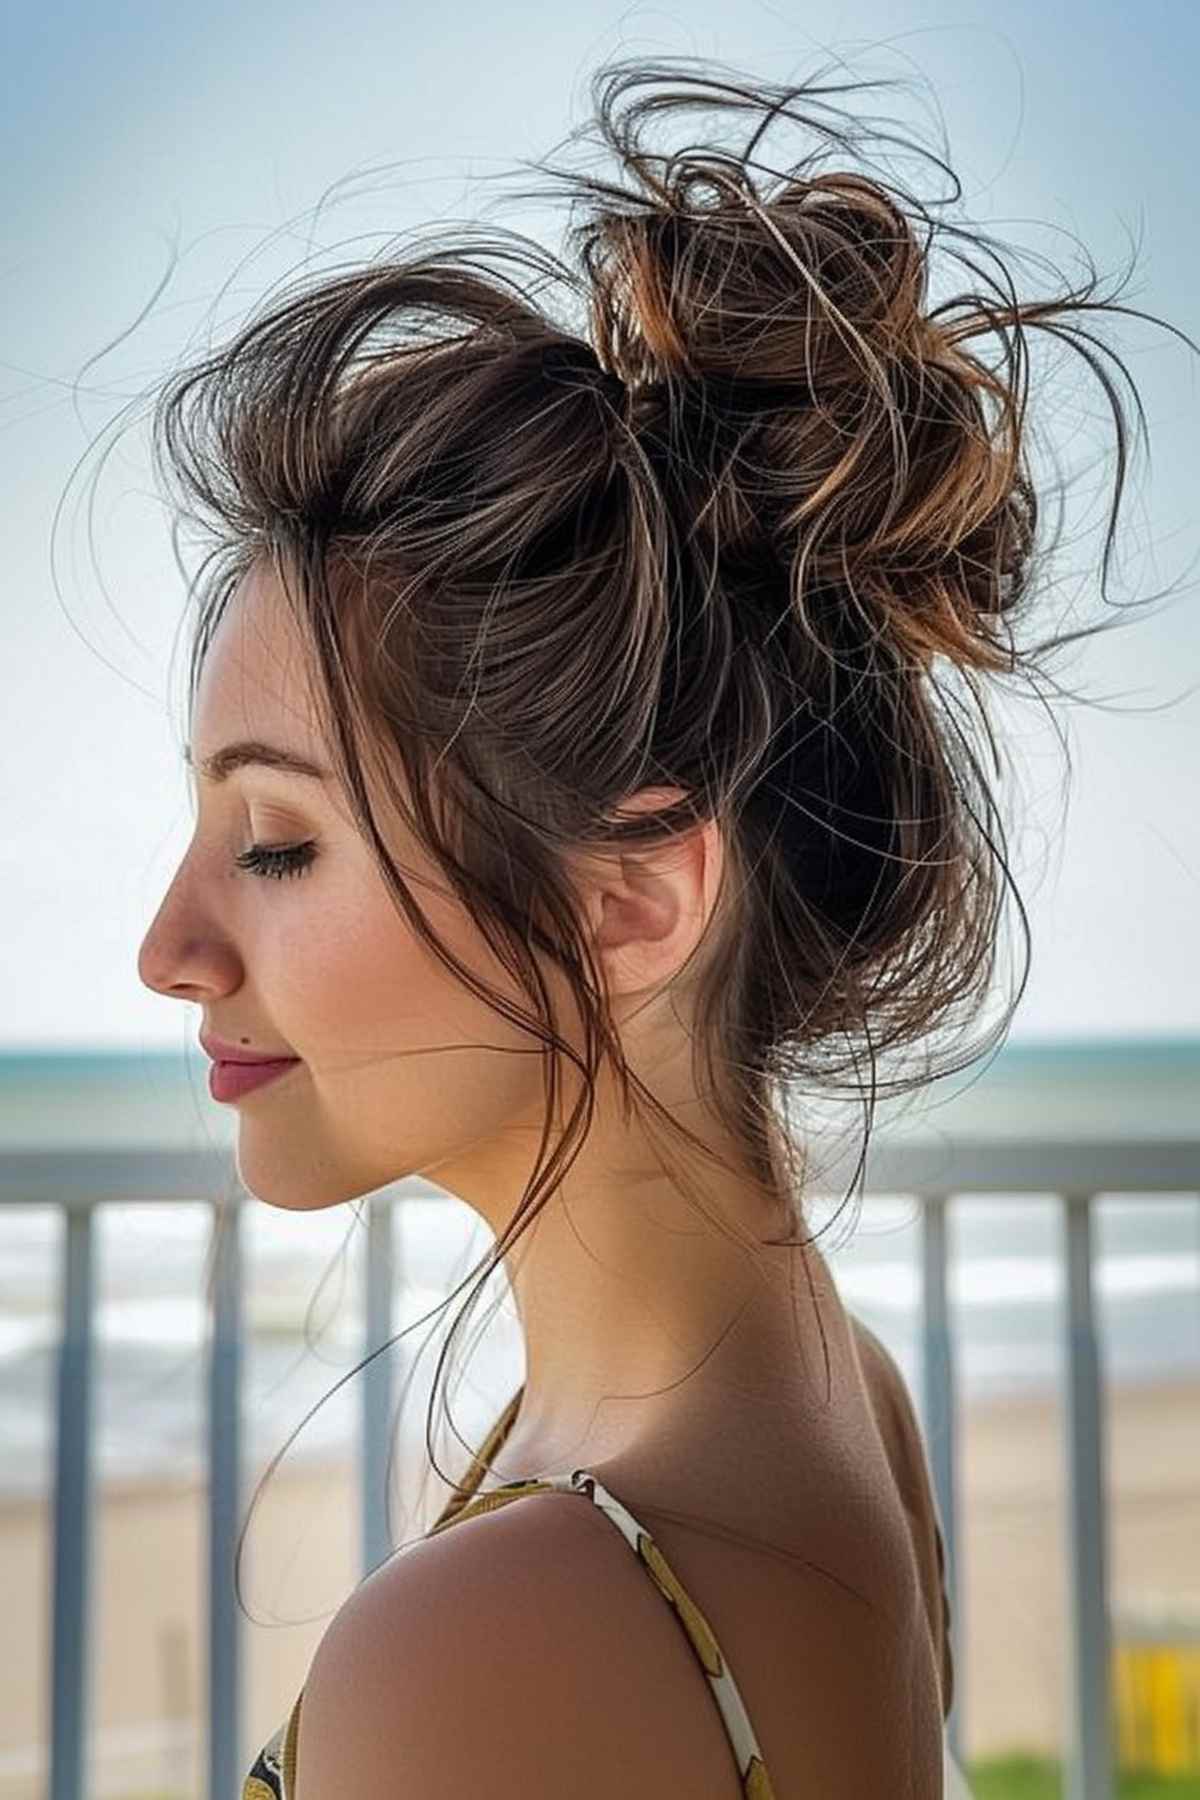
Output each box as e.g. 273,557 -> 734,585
292,1486 -> 741,1800
848,1311 -> 956,1720
849,1311 -> 923,1451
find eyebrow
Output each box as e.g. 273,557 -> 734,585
182,740 -> 331,784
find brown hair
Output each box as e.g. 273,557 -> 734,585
121,55 -> 1190,1593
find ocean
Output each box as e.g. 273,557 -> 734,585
0,1038 -> 1196,1501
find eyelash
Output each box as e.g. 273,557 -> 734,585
234,841 -> 318,881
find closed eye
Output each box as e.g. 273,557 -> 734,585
234,842 -> 318,881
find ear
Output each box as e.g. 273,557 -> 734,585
566,787 -> 724,1002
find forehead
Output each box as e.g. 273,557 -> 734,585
193,559 -> 320,746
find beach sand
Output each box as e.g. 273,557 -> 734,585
2,1377 -> 1198,1799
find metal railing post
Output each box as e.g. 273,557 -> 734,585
1062,1191 -> 1113,1800
207,1193 -> 244,1800
49,1200 -> 95,1800
362,1193 -> 398,1581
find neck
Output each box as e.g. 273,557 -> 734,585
485,1182 -> 838,1491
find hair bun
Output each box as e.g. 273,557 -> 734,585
569,72 -> 1103,674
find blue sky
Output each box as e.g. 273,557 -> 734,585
3,0 -> 1197,1049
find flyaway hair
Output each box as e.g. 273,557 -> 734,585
83,51 -> 1195,1586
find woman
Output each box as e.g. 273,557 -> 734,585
136,53 -> 1174,1799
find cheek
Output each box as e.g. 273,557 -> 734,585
286,878 -> 553,1160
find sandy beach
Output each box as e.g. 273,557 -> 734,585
2,1376 -> 1198,1798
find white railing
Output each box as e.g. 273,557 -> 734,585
3,1137 -> 1198,1800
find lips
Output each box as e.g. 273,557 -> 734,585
208,1057 -> 300,1103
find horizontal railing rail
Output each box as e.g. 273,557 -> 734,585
2,1138 -> 1197,1800
3,1135 -> 1199,1204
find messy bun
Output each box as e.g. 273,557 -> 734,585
583,157 -> 1037,677
120,53 -> 1191,1535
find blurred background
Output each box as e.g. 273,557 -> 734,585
1,2 -> 1197,1796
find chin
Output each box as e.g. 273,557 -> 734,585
231,1143 -> 354,1212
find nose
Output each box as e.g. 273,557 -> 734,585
137,863 -> 241,1004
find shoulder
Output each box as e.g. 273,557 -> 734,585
849,1313 -> 925,1476
849,1313 -> 956,1720
291,1485 -> 735,1800
847,1311 -> 902,1393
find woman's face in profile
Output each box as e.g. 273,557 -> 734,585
137,558 -> 558,1215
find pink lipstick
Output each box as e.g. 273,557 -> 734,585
208,1057 -> 301,1103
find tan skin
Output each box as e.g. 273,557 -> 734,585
139,556 -> 840,1479
138,558 -> 947,1795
